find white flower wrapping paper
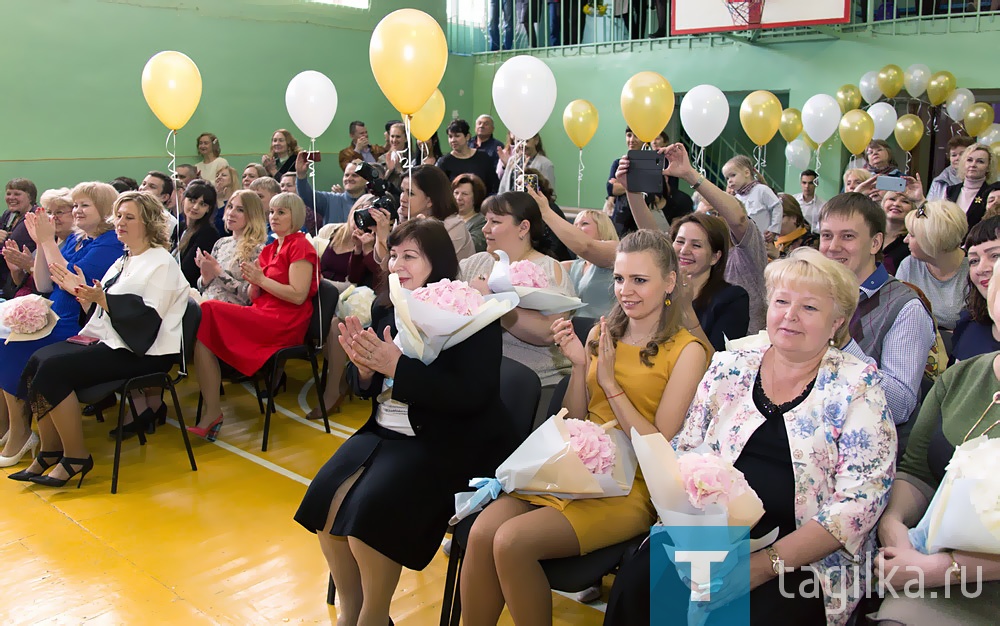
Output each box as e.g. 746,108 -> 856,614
487,250 -> 584,316
336,284 -> 377,328
0,294 -> 59,344
909,435 -> 1000,554
451,409 -> 638,525
388,273 -> 519,365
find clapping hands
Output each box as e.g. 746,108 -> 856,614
551,317 -> 587,368
195,248 -> 222,284
2,240 -> 33,272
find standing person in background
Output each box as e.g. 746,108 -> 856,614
377,122 -> 409,191
724,155 -> 782,243
946,142 -> 996,231
928,135 -> 976,201
794,169 -> 825,231
487,0 -> 515,51
419,134 -> 444,166
453,173 -> 489,253
470,114 -> 504,169
263,129 -> 301,179
607,127 -> 645,235
194,133 -> 229,187
498,133 -> 554,194
437,120 -> 500,195
338,122 -> 386,172
844,168 -> 873,193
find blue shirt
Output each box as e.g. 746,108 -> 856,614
296,177 -> 362,226
52,230 -> 125,326
950,310 -> 1000,364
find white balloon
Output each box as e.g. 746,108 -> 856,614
867,102 -> 898,141
979,123 -> 1000,146
285,70 -> 338,140
785,138 -> 812,171
801,94 -> 840,145
859,71 -> 883,105
946,88 -> 975,122
492,56 -> 557,140
680,85 -> 729,148
904,64 -> 931,98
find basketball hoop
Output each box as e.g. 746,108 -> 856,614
725,0 -> 765,29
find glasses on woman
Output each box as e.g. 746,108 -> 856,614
46,209 -> 72,218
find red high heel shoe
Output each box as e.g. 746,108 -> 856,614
187,415 -> 223,442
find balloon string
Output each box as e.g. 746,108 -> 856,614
405,115 -> 414,221
577,149 -> 584,207
694,146 -> 706,177
932,107 -> 940,134
752,145 -> 765,173
164,129 -> 187,377
814,143 -> 822,176
905,151 -> 912,176
511,139 -> 527,191
307,138 -> 323,350
420,141 -> 429,163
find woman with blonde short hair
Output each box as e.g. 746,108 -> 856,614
843,168 -> 873,193
896,200 -> 969,330
946,143 -> 997,229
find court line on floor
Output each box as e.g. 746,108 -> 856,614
239,382 -> 355,439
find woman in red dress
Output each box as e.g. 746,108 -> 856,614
189,192 -> 318,440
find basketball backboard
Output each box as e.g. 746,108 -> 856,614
671,0 -> 851,35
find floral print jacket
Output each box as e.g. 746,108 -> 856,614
675,345 -> 897,626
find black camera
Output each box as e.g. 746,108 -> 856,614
353,162 -> 399,230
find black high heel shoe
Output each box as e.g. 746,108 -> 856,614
29,455 -> 95,488
8,450 -> 63,482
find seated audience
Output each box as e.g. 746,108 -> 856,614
338,121 -> 386,172
196,189 -> 268,306
1,178 -> 39,297
951,216 -> 1000,362
377,121 -> 408,192
110,176 -> 139,194
9,191 -> 189,487
279,172 -> 297,195
195,133 -> 229,185
460,230 -> 709,624
418,133 -> 444,166
605,247 -> 896,625
928,135 -> 976,201
470,114 -> 504,168
768,194 -> 819,259
241,163 -> 266,189
296,153 -> 367,228
985,183 -> 1000,220
880,189 -> 920,275
2,188 -> 74,298
263,128 -> 301,179
497,133 -> 555,194
946,142 -> 997,230
793,168 -> 824,231
436,120 -> 499,195
452,173 -> 488,253
213,166 -> 240,232
560,210 -> 618,318
0,182 -> 123,466
866,139 -> 903,177
139,171 -> 178,234
174,180 -> 220,288
897,200 -> 970,330
248,176 -> 280,214
294,219 -> 517,625
671,212 -> 750,351
400,165 -> 474,261
844,167 -> 873,193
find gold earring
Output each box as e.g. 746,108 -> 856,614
664,296 -> 671,306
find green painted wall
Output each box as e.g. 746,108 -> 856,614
0,0 -> 477,193
469,29 -> 1000,208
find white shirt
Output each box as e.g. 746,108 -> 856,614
737,185 -> 781,235
793,192 -> 825,232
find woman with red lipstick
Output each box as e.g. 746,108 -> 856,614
951,216 -> 1000,363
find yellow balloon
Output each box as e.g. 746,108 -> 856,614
141,51 -> 202,131
839,109 -> 876,156
739,91 -> 782,147
927,71 -> 957,106
802,132 -> 819,151
894,114 -> 925,152
563,100 -> 600,149
877,65 -> 904,99
965,103 -> 995,138
620,72 -> 674,144
779,108 -> 803,142
991,142 -> 1000,166
836,85 -> 862,114
407,90 -> 445,143
370,9 -> 448,115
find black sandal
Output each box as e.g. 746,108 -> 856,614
29,455 -> 95,489
8,450 -> 64,482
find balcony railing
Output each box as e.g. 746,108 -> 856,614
446,0 -> 1000,56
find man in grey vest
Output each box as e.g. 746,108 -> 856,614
819,193 -> 935,428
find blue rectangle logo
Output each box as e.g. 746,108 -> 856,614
650,525 -> 751,625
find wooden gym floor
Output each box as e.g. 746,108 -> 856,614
0,363 -> 608,624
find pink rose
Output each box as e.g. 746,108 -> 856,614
508,260 -> 550,288
676,453 -> 751,510
413,279 -> 485,316
566,418 -> 616,475
2,297 -> 49,335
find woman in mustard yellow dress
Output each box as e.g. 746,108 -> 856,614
460,229 -> 711,625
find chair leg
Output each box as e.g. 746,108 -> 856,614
326,574 -> 336,605
110,392 -> 130,495
251,376 -> 265,415
440,542 -> 465,626
168,380 -> 197,472
260,361 -> 278,452
309,350 -> 331,434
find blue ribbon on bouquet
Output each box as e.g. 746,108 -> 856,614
451,477 -> 504,525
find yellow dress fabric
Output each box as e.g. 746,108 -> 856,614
515,329 -> 707,554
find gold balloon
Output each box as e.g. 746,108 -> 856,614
991,142 -> 1000,166
407,90 -> 445,142
369,9 -> 448,115
563,99 -> 600,149
836,85 -> 862,114
739,91 -> 782,147
894,114 -> 925,152
620,72 -> 675,144
964,103 -> 995,138
927,71 -> 957,107
877,65 -> 904,99
802,132 -> 819,151
839,109 -> 876,156
779,108 -> 803,142
141,51 -> 202,131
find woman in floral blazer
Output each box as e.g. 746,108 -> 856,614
605,248 -> 897,626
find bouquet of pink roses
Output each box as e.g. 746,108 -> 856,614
486,251 -> 582,315
451,409 -> 637,524
0,294 -> 59,345
388,274 -> 519,365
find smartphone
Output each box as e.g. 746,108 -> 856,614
304,151 -> 322,162
67,335 -> 100,346
626,150 -> 666,195
875,176 -> 906,192
521,174 -> 538,192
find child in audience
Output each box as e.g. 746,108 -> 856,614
723,155 -> 781,242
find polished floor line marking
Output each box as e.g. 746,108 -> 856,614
239,383 -> 354,438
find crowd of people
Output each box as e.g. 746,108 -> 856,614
2,111 -> 999,625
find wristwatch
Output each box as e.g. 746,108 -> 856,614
765,546 -> 784,576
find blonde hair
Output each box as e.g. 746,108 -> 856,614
958,143 -> 998,183
269,192 -> 307,232
574,209 -> 619,242
243,163 -> 267,178
843,168 -> 872,189
903,200 -> 969,257
216,166 -> 241,199
724,155 -> 765,185
114,191 -> 171,249
325,194 -> 374,255
765,247 -> 859,347
228,190 -> 268,263
70,181 -> 118,238
249,176 -> 280,196
39,187 -> 73,211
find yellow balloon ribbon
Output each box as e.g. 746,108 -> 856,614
894,114 -> 925,152
965,103 -> 995,139
839,109 -> 876,156
141,51 -> 203,131
740,91 -> 782,147
369,9 -> 448,115
877,65 -> 904,99
927,71 -> 957,107
407,90 -> 445,143
779,108 -> 803,142
563,100 -> 599,149
620,72 -> 675,144
836,85 -> 862,114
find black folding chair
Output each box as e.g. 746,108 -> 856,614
76,298 -> 200,494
